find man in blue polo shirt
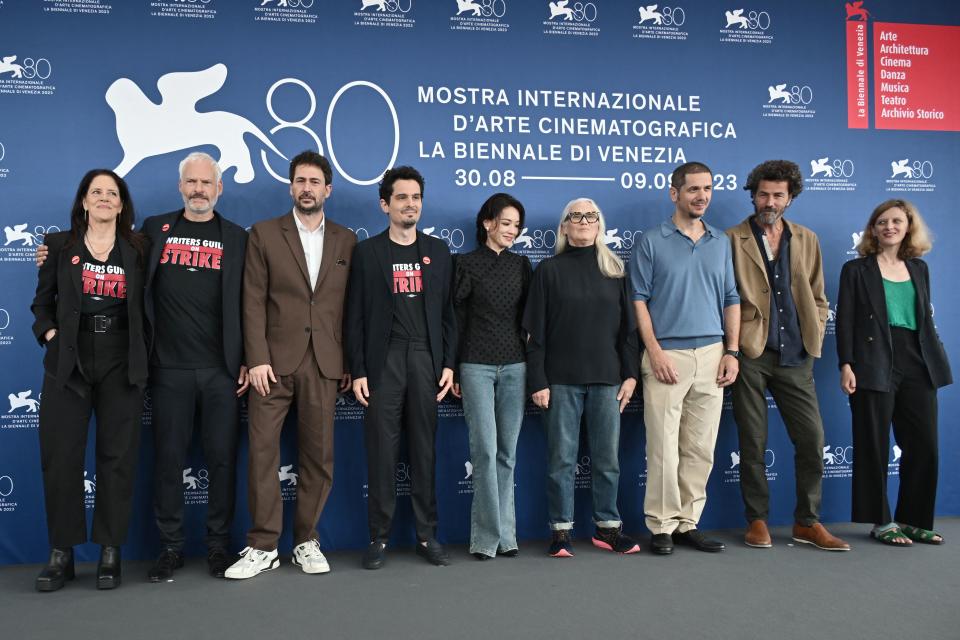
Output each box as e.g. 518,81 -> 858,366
630,161 -> 741,556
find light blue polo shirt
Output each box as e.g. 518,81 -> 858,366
629,219 -> 739,350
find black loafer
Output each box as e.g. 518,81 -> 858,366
673,529 -> 725,552
207,547 -> 232,578
416,538 -> 450,566
650,533 -> 674,555
496,547 -> 519,558
362,540 -> 386,570
36,548 -> 75,592
148,548 -> 184,582
472,552 -> 493,561
97,546 -> 122,589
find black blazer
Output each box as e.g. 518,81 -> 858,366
141,210 -> 247,376
31,231 -> 149,389
345,229 -> 457,389
836,256 -> 952,392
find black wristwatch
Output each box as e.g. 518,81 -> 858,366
725,349 -> 741,358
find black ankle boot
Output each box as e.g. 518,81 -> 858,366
97,546 -> 122,590
36,547 -> 75,592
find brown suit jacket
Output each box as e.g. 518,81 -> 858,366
726,218 -> 828,359
243,211 -> 357,378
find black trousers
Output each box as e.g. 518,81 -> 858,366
364,340 -> 439,542
850,326 -> 938,530
151,366 -> 239,551
732,351 -> 824,526
38,331 -> 144,547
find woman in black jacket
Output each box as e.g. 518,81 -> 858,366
836,199 -> 951,547
31,169 -> 149,590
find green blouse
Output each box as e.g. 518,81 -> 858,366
883,278 -> 917,330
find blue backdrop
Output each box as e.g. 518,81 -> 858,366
1,0 -> 958,564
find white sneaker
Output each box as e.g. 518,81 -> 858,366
292,540 -> 330,574
224,547 -> 279,579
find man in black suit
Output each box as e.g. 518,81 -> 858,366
141,152 -> 249,580
346,166 -> 457,568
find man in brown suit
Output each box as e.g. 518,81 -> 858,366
726,159 -> 848,552
225,151 -> 356,579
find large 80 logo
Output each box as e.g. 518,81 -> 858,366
810,157 -> 855,179
767,83 -> 813,105
547,1 -> 597,22
0,56 -> 52,80
638,4 -> 685,26
724,8 -> 770,30
260,79 -> 399,186
889,159 -> 933,180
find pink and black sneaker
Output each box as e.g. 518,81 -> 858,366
592,526 -> 641,554
548,530 -> 574,557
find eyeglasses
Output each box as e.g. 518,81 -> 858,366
567,211 -> 599,224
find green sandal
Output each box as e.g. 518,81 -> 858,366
870,525 -> 912,547
900,525 -> 944,545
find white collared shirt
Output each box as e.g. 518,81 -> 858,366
294,210 -> 325,290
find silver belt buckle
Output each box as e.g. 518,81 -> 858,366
93,315 -> 109,333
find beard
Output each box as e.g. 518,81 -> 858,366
185,193 -> 215,215
754,207 -> 782,226
297,195 -> 323,216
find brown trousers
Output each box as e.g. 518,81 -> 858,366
246,348 -> 337,550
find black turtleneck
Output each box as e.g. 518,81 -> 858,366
522,244 -> 640,392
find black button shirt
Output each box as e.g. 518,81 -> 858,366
453,245 -> 532,366
750,218 -> 806,366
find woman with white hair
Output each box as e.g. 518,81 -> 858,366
523,198 -> 640,557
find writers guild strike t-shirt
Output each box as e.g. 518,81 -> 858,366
152,216 -> 224,368
389,240 -> 427,340
81,244 -> 127,316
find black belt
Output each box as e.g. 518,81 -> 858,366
80,314 -> 128,333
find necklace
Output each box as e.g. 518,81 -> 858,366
84,233 -> 115,262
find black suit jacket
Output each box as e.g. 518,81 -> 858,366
836,255 -> 952,392
31,231 -> 149,389
345,229 -> 457,389
141,210 -> 247,376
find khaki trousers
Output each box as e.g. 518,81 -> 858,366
642,342 -> 723,534
246,348 -> 337,550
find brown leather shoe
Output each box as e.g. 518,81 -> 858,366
744,520 -> 772,548
792,522 -> 851,551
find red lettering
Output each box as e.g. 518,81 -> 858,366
197,251 -> 212,269
83,277 -> 96,294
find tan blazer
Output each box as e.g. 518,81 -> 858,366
243,211 -> 357,378
726,218 -> 828,359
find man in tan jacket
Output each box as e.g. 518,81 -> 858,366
726,160 -> 849,551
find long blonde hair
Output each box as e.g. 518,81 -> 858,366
856,198 -> 932,259
555,198 -> 625,278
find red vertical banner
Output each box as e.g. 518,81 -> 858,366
847,20 -> 869,129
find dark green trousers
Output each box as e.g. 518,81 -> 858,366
731,350 -> 824,525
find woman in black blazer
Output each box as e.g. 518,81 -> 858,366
836,199 -> 951,547
31,169 -> 149,591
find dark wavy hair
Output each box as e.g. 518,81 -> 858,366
68,169 -> 147,262
379,165 -> 424,202
744,160 -> 804,199
475,193 -> 525,246
289,150 -> 333,185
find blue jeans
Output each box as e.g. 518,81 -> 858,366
459,362 -> 526,556
544,383 -> 622,531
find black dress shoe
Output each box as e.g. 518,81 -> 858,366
97,546 -> 122,589
207,547 -> 233,578
496,547 -> 519,558
148,548 -> 184,582
36,547 -> 74,592
362,540 -> 386,570
416,538 -> 450,566
650,533 -> 674,555
673,529 -> 725,552
472,552 -> 493,561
